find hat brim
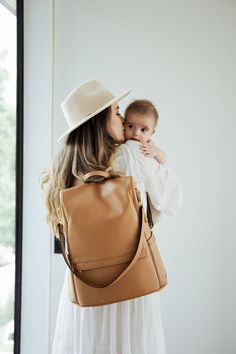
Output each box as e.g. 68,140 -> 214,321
57,88 -> 132,142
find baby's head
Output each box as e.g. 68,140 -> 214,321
124,99 -> 159,144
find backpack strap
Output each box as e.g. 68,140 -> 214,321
146,192 -> 154,229
58,205 -> 150,289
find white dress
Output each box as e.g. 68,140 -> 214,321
52,140 -> 183,354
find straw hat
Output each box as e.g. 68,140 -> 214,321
58,80 -> 131,142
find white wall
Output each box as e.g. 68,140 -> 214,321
23,0 -> 236,353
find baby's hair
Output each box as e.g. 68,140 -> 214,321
125,99 -> 159,125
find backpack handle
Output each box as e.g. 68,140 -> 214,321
83,170 -> 111,182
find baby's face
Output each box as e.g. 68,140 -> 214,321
124,112 -> 156,144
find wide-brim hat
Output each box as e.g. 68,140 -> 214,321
58,80 -> 132,142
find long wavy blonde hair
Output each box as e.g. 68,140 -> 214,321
41,107 -> 118,236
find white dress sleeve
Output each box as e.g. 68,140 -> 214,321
112,140 -> 183,222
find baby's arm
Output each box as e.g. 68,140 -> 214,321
139,142 -> 167,164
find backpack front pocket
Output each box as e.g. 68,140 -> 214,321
74,248 -> 146,286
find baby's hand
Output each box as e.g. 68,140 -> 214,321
139,143 -> 167,164
139,143 -> 159,158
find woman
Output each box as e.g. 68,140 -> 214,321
42,80 -> 182,354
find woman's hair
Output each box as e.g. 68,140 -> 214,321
124,99 -> 159,125
41,106 -> 118,236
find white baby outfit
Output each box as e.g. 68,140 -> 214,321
52,140 -> 183,354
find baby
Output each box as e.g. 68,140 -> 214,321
124,99 -> 167,164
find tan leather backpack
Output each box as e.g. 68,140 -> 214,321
58,170 -> 167,307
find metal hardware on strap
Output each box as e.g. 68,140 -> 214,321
135,188 -> 142,203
